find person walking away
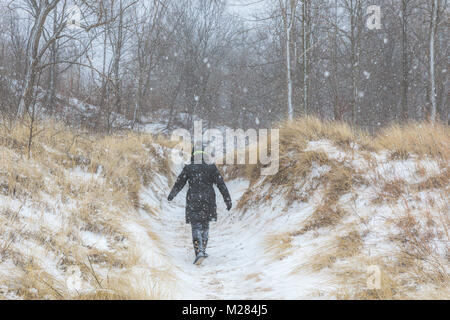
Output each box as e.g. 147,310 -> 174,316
167,149 -> 232,265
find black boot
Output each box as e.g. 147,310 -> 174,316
201,222 -> 209,258
202,238 -> 208,258
193,251 -> 206,265
192,223 -> 206,264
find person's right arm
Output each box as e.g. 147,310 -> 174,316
168,166 -> 189,201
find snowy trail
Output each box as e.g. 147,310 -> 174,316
143,179 -> 262,299
139,169 -> 330,299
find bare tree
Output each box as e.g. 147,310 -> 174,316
301,0 -> 310,115
345,0 -> 363,126
401,0 -> 410,121
429,0 -> 439,122
112,0 -> 124,114
45,5 -> 59,113
279,0 -> 298,120
16,0 -> 61,117
132,0 -> 169,127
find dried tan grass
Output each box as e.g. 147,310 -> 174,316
0,119 -> 174,300
373,122 -> 450,160
264,233 -> 293,260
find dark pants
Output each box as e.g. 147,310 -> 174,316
191,221 -> 209,256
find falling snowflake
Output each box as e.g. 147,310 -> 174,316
324,71 -> 330,78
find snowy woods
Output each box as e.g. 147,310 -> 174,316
0,0 -> 448,132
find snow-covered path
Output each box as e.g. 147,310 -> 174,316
138,169 -> 330,299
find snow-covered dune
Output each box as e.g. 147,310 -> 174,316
0,118 -> 448,299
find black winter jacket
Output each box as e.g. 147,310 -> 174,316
168,160 -> 231,224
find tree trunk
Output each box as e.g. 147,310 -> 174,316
429,0 -> 438,123
401,0 -> 409,121
113,0 -> 124,114
280,0 -> 297,120
302,0 -> 309,115
349,0 -> 360,126
332,0 -> 339,120
286,20 -> 294,120
46,7 -> 58,114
